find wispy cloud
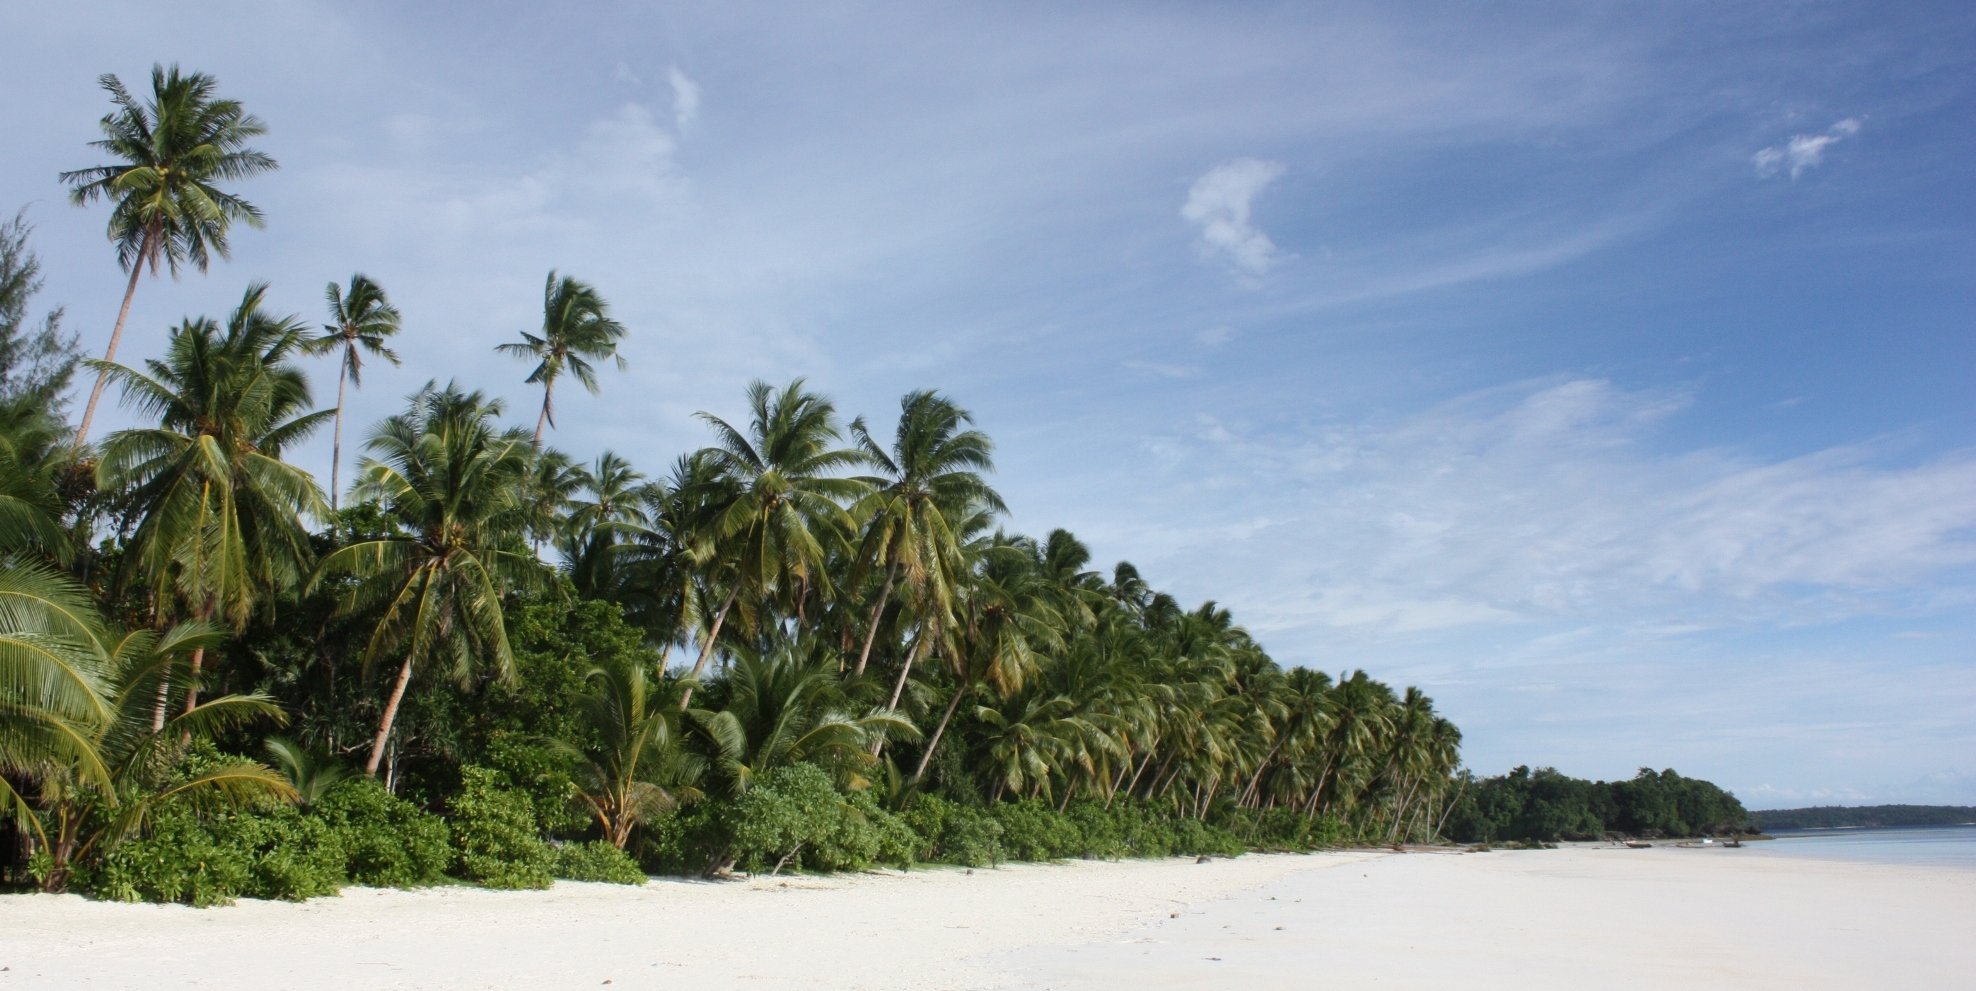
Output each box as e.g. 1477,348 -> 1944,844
1078,378 -> 1976,641
668,66 -> 701,130
1181,158 -> 1288,279
1754,117 -> 1862,179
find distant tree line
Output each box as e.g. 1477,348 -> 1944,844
1752,806 -> 1976,831
1442,766 -> 1751,843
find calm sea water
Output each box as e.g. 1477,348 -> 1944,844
1750,823 -> 1976,869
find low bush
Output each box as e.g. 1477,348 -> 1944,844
315,778 -> 454,887
448,766 -> 553,889
85,801 -> 344,906
898,794 -> 1003,867
552,840 -> 647,885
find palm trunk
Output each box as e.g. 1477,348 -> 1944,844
870,634 -> 928,758
852,562 -> 900,678
1435,776 -> 1469,838
74,226 -> 153,446
1239,735 -> 1288,807
532,383 -> 552,446
365,654 -> 416,776
911,684 -> 968,783
678,588 -> 737,710
1123,734 -> 1161,798
180,598 -> 217,722
329,359 -> 349,511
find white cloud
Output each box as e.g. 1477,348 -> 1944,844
668,65 -> 701,130
1196,325 -> 1237,347
1181,158 -> 1288,278
1754,117 -> 1862,179
1087,378 -> 1976,640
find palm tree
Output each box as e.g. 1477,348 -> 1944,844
690,637 -> 915,795
95,283 -> 330,723
495,272 -> 627,445
687,380 -> 866,688
564,655 -> 705,848
0,563 -> 114,840
562,451 -> 649,599
61,64 -> 277,444
305,275 -> 402,511
30,618 -> 294,891
847,390 -> 1004,680
312,385 -> 540,776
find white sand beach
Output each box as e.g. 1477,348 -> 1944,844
1,847 -> 1969,990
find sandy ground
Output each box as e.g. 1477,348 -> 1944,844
0,847 -> 1968,990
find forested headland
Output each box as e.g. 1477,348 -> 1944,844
0,66 -> 1473,906
1441,766 -> 1751,843
1752,806 -> 1976,831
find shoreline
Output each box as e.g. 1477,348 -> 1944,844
2,847 -> 1969,990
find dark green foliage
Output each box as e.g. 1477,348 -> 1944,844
898,794 -> 1004,867
552,840 -> 647,885
990,800 -> 1084,861
723,763 -> 912,874
1752,805 -> 1976,831
84,802 -> 343,906
314,778 -> 453,887
0,209 -> 77,409
448,766 -> 553,889
1443,766 -> 1750,843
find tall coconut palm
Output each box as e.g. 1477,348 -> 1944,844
495,272 -> 627,446
95,283 -> 329,723
847,390 -> 1004,680
312,385 -> 540,776
304,275 -> 401,511
61,64 -> 277,444
687,379 -> 866,687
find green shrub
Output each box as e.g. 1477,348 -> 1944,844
552,840 -> 647,885
449,766 -> 553,889
991,800 -> 1084,861
85,801 -> 344,906
900,794 -> 1003,867
315,778 -> 454,887
727,763 -> 872,873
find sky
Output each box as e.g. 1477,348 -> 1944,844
3,1 -> 1972,808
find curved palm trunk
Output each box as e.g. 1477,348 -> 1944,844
678,587 -> 738,710
329,358 -> 349,511
911,684 -> 969,783
852,562 -> 900,678
365,654 -> 417,776
74,227 -> 154,446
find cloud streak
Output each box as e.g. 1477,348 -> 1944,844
1754,117 -> 1862,179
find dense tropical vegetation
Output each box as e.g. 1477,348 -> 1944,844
1,63 -> 1744,906
1441,766 -> 1752,843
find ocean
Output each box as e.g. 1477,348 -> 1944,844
1749,823 -> 1976,869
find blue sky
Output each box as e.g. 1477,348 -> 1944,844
4,1 -> 1972,807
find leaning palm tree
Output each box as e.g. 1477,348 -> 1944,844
313,385 -> 540,776
847,390 -> 1005,680
495,272 -> 627,445
95,283 -> 330,723
304,274 -> 402,511
61,64 -> 277,444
